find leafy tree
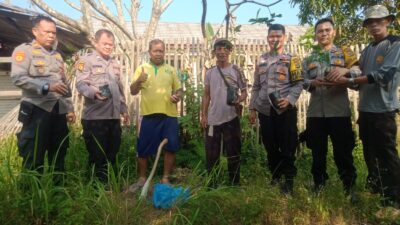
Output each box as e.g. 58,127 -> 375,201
290,0 -> 399,45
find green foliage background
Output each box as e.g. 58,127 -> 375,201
290,0 -> 399,45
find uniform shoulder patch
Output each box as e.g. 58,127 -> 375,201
289,55 -> 303,82
77,61 -> 85,72
14,51 -> 26,63
341,45 -> 358,68
55,53 -> 63,61
376,55 -> 384,64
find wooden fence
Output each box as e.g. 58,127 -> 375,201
0,38 -> 367,138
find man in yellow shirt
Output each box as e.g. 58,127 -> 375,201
130,39 -> 182,186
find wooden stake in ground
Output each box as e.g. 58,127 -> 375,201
140,138 -> 168,199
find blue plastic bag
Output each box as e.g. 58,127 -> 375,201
152,183 -> 190,209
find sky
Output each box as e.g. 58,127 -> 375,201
5,0 -> 300,25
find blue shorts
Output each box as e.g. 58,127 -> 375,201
137,114 -> 179,157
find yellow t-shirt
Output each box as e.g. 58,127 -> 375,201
132,62 -> 181,117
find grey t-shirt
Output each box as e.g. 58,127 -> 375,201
359,35 -> 400,113
205,65 -> 246,126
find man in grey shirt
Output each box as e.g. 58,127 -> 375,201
201,38 -> 247,186
328,5 -> 400,207
76,29 -> 129,183
11,16 -> 75,178
249,24 -> 303,194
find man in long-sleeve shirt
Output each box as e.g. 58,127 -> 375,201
328,5 -> 400,207
11,16 -> 75,177
249,24 -> 303,194
76,29 -> 129,182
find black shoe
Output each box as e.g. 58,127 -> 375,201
365,176 -> 380,194
381,197 -> 400,209
344,184 -> 355,196
270,178 -> 280,186
281,179 -> 294,195
312,184 -> 324,194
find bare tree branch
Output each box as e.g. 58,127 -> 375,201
80,0 -> 93,36
225,0 -> 229,38
222,0 -> 283,38
144,0 -> 173,42
229,0 -> 282,8
160,0 -> 173,13
113,0 -> 125,31
31,0 -> 89,34
130,0 -> 140,39
201,0 -> 207,39
144,0 -> 159,41
85,0 -> 133,40
64,0 -> 80,11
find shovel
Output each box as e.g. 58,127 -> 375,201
140,138 -> 168,199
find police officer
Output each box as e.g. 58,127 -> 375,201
302,18 -> 358,193
11,16 -> 75,175
328,5 -> 400,206
76,29 -> 129,182
249,24 -> 303,194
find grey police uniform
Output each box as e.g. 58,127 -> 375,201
75,50 -> 128,182
357,35 -> 400,202
11,40 -> 74,172
302,45 -> 358,190
249,52 -> 303,188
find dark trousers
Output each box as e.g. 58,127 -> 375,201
358,111 -> 400,202
258,107 -> 298,180
16,101 -> 69,173
205,117 -> 241,185
306,117 -> 356,189
81,119 -> 121,182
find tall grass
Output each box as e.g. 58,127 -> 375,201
0,123 -> 399,225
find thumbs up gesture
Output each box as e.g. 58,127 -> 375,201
138,67 -> 148,83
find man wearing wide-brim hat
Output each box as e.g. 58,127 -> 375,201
327,4 -> 400,207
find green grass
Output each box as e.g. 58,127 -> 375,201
0,124 -> 400,225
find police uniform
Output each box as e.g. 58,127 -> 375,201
249,52 -> 303,189
303,45 -> 358,191
11,40 -> 74,172
76,51 -> 128,182
358,35 -> 400,202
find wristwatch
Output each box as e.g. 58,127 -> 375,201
42,83 -> 50,95
347,78 -> 355,86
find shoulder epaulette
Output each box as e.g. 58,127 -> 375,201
341,45 -> 358,68
289,55 -> 303,82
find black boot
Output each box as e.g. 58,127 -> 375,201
281,178 -> 294,195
